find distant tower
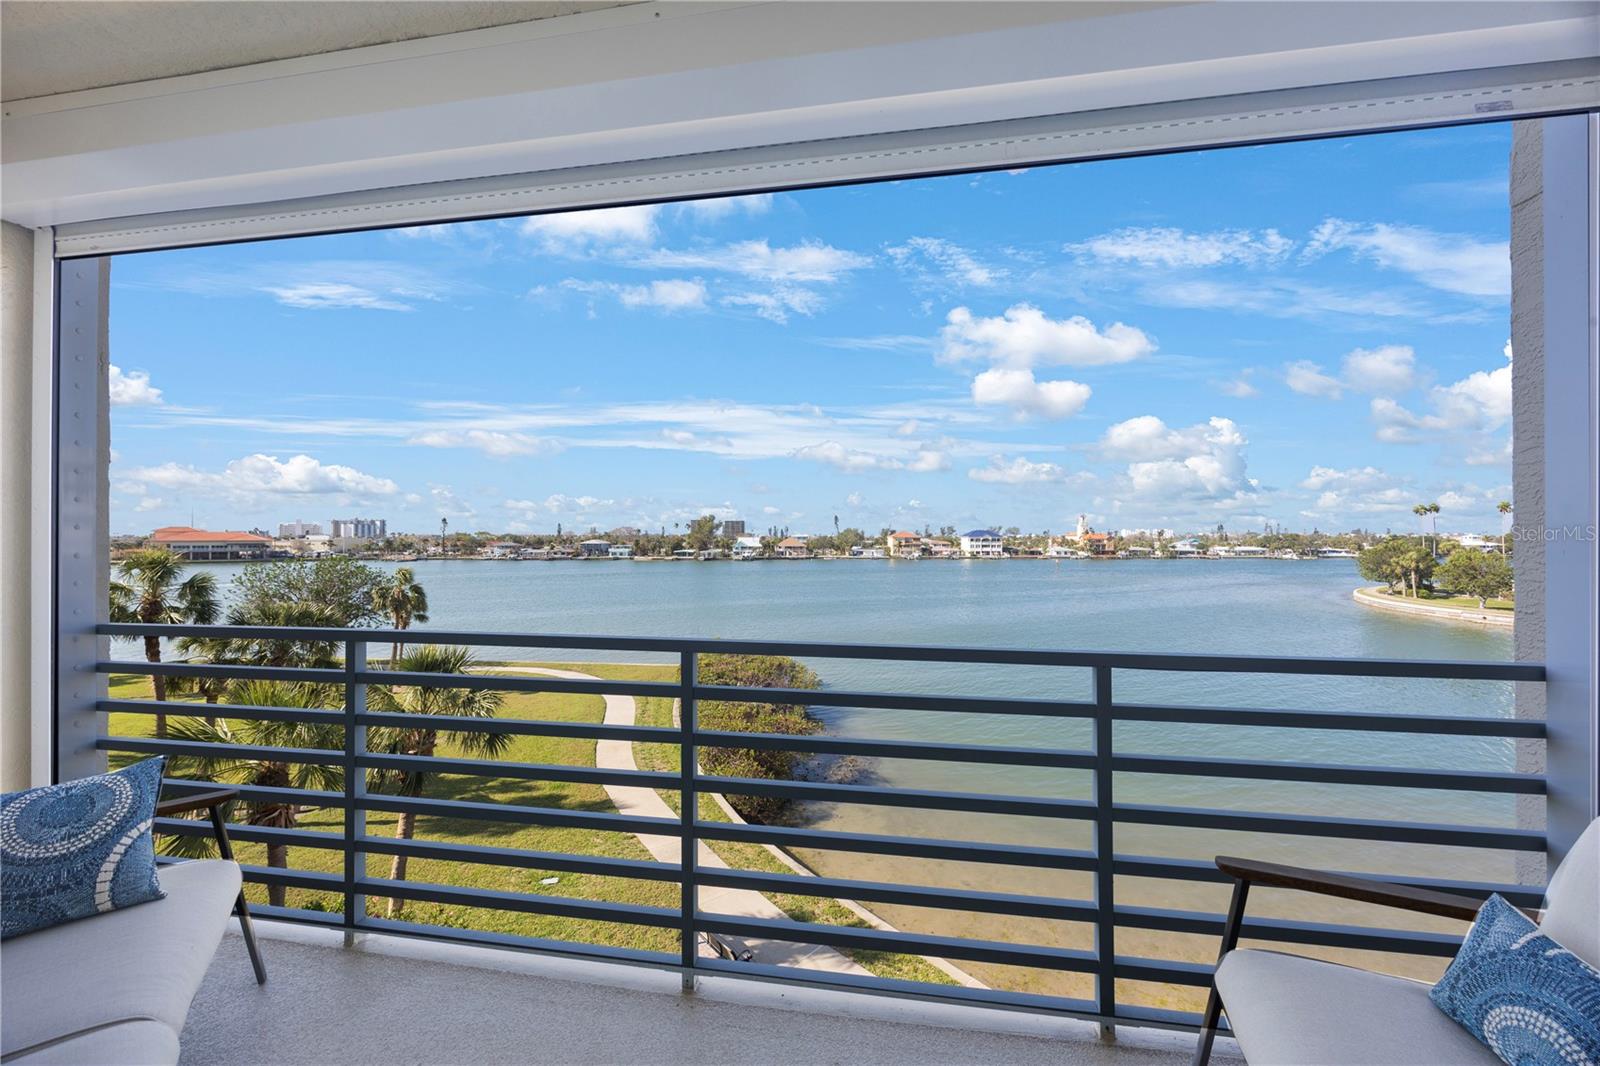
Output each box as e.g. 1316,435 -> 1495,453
440,516 -> 448,553
1076,513 -> 1088,538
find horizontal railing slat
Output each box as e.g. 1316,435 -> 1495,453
96,622 -> 1545,680
355,711 -> 674,744
102,736 -> 343,765
355,877 -> 683,928
99,698 -> 344,725
357,670 -> 680,699
1114,803 -> 1546,850
356,751 -> 680,789
697,868 -> 1098,921
1112,702 -> 1546,738
162,778 -> 342,807
98,660 -> 343,684
696,729 -> 1097,768
359,793 -> 681,837
355,836 -> 681,882
1110,853 -> 1547,906
696,913 -> 1099,972
1111,753 -> 1545,793
1114,905 -> 1463,956
694,820 -> 1100,869
154,818 -> 343,851
697,685 -> 1095,718
696,774 -> 1096,818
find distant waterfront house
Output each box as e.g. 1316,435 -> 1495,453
608,544 -> 634,559
959,530 -> 1004,558
887,531 -> 922,558
149,525 -> 272,561
1170,540 -> 1203,557
1454,533 -> 1500,552
1078,531 -> 1115,556
775,537 -> 811,559
482,541 -> 519,559
732,535 -> 764,560
850,545 -> 887,559
923,538 -> 957,558
1228,545 -> 1268,557
578,539 -> 612,558
1045,542 -> 1084,559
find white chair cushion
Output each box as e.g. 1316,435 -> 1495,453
3,1021 -> 179,1065
1216,948 -> 1499,1066
1542,817 -> 1599,968
0,859 -> 240,1059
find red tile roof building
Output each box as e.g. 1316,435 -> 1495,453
149,526 -> 272,561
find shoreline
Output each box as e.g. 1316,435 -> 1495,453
1353,585 -> 1513,627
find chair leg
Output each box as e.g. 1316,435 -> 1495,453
1192,878 -> 1250,1066
210,806 -> 268,985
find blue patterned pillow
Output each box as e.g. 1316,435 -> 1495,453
1431,893 -> 1600,1066
0,758 -> 167,939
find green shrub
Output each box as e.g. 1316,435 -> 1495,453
696,654 -> 821,823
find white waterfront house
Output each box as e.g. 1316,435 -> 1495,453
959,530 -> 1004,558
1454,533 -> 1501,552
577,539 -> 612,558
1170,540 -> 1203,557
608,544 -> 634,559
731,535 -> 764,560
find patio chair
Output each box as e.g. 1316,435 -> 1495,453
1193,817 -> 1599,1066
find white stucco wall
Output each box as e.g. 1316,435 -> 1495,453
1,220 -> 34,790
1509,121 -> 1546,882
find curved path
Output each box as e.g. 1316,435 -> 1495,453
505,667 -> 869,974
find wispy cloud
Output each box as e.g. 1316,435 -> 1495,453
1303,218 -> 1508,298
1066,226 -> 1293,268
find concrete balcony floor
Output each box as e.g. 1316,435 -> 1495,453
182,923 -> 1240,1065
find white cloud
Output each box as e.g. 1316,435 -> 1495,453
430,485 -> 477,519
521,204 -> 660,249
792,440 -> 948,473
1100,417 -> 1254,504
563,277 -> 708,312
1143,278 -> 1437,321
1066,226 -> 1293,268
162,259 -> 452,312
940,304 -> 1155,368
1284,360 -> 1344,399
408,430 -> 562,458
968,456 -> 1071,484
1218,376 -> 1259,398
722,285 -> 823,324
620,279 -> 708,311
680,193 -> 775,221
643,239 -> 870,283
123,454 -> 398,502
133,496 -> 163,513
1303,218 -> 1508,297
1370,344 -> 1511,443
970,367 -> 1091,420
108,365 -> 163,406
887,237 -> 1004,287
845,492 -> 865,507
1341,345 -> 1418,394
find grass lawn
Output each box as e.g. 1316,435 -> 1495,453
1418,592 -> 1514,611
107,663 -> 954,984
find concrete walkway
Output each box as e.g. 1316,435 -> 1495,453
506,667 -> 869,974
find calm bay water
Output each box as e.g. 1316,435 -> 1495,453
161,557 -> 1526,999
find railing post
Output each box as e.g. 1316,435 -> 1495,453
343,639 -> 367,945
1093,664 -> 1117,1039
679,649 -> 699,992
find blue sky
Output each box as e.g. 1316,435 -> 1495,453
109,123 -> 1515,538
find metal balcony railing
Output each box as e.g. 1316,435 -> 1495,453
93,622 -> 1546,1031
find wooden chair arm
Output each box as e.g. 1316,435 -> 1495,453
156,787 -> 240,818
1215,855 -> 1500,922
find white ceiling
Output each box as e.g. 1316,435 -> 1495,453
0,0 -> 637,101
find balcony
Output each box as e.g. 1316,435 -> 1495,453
91,621 -> 1548,1061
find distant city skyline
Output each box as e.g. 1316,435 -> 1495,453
109,123 -> 1513,538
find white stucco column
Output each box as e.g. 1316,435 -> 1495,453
1,220 -> 36,790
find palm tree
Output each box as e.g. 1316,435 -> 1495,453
1412,502 -> 1441,556
367,646 -> 506,916
109,548 -> 220,738
1498,500 -> 1513,554
163,680 -> 344,907
223,600 -> 345,669
371,567 -> 429,667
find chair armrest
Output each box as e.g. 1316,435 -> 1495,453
156,787 -> 239,818
1215,855 -> 1494,922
